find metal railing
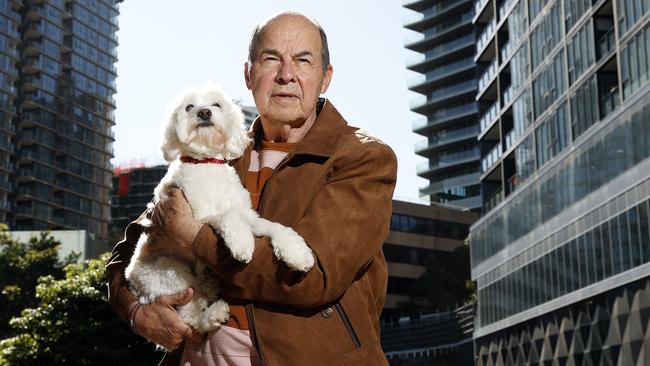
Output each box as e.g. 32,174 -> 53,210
479,101 -> 499,133
478,59 -> 498,96
412,103 -> 479,130
476,18 -> 497,53
481,144 -> 502,173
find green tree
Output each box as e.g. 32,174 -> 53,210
0,225 -> 75,338
0,253 -> 159,365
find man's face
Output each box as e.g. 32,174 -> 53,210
245,15 -> 333,128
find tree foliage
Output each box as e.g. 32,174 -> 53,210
0,228 -> 159,365
0,225 -> 74,338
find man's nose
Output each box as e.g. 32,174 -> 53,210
197,109 -> 212,121
276,61 -> 297,83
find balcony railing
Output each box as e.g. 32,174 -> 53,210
407,33 -> 475,68
420,172 -> 481,195
479,101 -> 499,133
410,79 -> 477,109
596,28 -> 615,60
504,129 -> 517,151
474,0 -> 489,16
483,187 -> 503,213
500,41 -> 512,62
600,85 -> 619,118
404,12 -> 473,46
403,0 -> 466,26
481,144 -> 502,173
417,148 -> 480,174
415,125 -> 480,152
498,0 -> 517,21
412,103 -> 478,130
476,19 -> 497,54
502,85 -> 514,107
408,57 -> 475,88
478,59 -> 498,96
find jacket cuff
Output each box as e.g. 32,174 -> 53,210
192,224 -> 223,266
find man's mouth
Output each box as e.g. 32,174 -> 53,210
272,92 -> 298,99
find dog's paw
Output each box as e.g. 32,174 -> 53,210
272,230 -> 315,272
223,232 -> 254,263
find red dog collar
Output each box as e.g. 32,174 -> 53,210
180,156 -> 227,164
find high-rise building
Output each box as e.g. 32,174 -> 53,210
470,0 -> 650,364
403,0 -> 481,210
0,0 -> 122,240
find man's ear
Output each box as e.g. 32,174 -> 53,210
244,62 -> 252,90
320,65 -> 333,94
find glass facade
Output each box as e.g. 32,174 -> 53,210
405,0 -> 481,211
0,0 -> 121,239
478,195 -> 650,326
471,0 -> 650,351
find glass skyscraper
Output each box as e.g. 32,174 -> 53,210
403,0 -> 481,210
470,0 -> 650,364
0,0 -> 120,239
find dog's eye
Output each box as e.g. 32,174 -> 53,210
185,104 -> 194,112
212,103 -> 221,108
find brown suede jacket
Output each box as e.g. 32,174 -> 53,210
106,100 -> 397,365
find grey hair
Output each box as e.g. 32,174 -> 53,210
247,11 -> 330,74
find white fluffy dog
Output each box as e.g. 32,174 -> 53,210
125,82 -> 315,339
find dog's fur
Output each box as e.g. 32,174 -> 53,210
125,82 -> 315,340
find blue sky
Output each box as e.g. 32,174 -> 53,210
112,0 -> 426,200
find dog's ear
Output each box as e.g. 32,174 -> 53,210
160,107 -> 182,162
224,109 -> 252,160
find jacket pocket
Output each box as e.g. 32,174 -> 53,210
335,302 -> 361,349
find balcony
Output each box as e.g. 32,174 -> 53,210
410,80 -> 476,109
481,144 -> 502,173
0,138 -> 13,153
477,60 -> 498,97
412,103 -> 479,132
596,27 -> 615,60
479,101 -> 499,133
415,125 -> 480,154
502,85 -> 514,107
498,0 -> 517,21
417,147 -> 481,174
420,172 -> 481,196
500,41 -> 512,62
474,0 -> 490,20
476,19 -> 496,56
504,129 -> 517,151
483,187 -> 503,213
404,12 -> 473,51
404,0 -> 469,30
408,57 -> 475,90
406,33 -> 475,70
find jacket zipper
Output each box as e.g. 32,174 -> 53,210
246,153 -> 293,366
335,302 -> 361,349
246,303 -> 266,365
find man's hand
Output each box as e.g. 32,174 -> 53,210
132,288 -> 205,350
147,188 -> 203,251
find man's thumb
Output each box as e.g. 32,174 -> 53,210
165,287 -> 194,306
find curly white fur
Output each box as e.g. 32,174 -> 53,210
125,82 -> 315,344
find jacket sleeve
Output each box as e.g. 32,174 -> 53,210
192,141 -> 397,309
105,211 -> 149,321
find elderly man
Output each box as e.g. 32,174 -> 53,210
106,11 -> 397,365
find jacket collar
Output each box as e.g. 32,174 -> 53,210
233,98 -> 348,182
248,98 -> 347,158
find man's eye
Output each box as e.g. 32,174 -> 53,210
212,102 -> 221,108
298,58 -> 310,63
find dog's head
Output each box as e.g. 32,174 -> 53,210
160,82 -> 251,162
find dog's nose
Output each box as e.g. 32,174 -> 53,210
197,109 -> 212,121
